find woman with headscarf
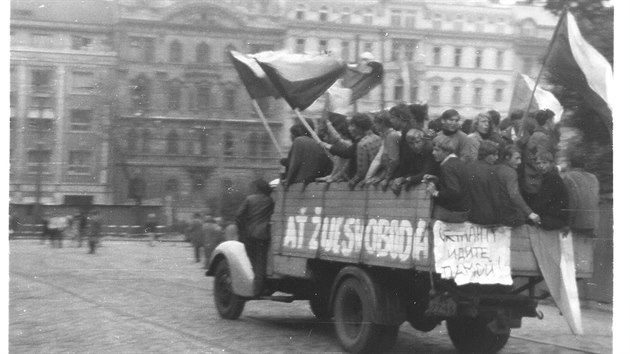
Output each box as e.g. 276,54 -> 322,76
235,179 -> 275,296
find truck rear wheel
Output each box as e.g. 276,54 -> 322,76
333,277 -> 398,353
446,316 -> 509,353
213,259 -> 245,320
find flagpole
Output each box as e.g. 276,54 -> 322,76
523,8 -> 569,124
293,108 -> 334,159
251,99 -> 283,157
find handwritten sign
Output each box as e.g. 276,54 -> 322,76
433,221 -> 512,285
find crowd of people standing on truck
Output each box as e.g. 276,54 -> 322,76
280,103 -> 600,233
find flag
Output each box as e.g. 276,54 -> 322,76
545,11 -> 613,132
228,50 -> 279,99
509,73 -> 563,123
255,51 -> 347,111
341,61 -> 384,103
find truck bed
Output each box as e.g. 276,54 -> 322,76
269,183 -> 593,279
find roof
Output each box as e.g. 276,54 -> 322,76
11,0 -> 115,25
511,4 -> 559,27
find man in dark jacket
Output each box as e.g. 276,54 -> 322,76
390,128 -> 438,195
235,179 -> 275,296
284,124 -> 332,186
426,141 -> 470,223
466,141 -> 502,225
528,151 -> 569,230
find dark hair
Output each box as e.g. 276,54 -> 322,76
440,109 -> 460,121
290,124 -> 309,138
487,110 -> 501,127
252,178 -> 272,196
478,141 -> 499,160
510,109 -> 524,121
501,145 -> 521,161
350,113 -> 373,132
427,118 -> 442,132
389,103 -> 413,122
460,119 -> 473,134
433,139 -> 455,154
373,110 -> 393,129
568,150 -> 587,169
535,109 -> 554,126
409,103 -> 429,126
328,112 -> 351,139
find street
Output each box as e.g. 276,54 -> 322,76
10,240 -> 612,353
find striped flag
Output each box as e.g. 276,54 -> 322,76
545,11 -> 613,132
341,61 -> 384,103
228,50 -> 279,99
255,51 -> 347,111
509,73 -> 563,123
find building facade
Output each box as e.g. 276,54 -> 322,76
10,0 -> 556,218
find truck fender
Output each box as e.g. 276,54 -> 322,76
330,266 -> 406,326
206,241 -> 255,297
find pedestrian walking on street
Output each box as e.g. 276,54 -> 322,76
202,215 -> 224,269
146,213 -> 158,246
189,213 -> 204,263
87,210 -> 102,254
76,211 -> 88,247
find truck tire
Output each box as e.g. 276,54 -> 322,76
446,316 -> 510,353
333,277 -> 399,353
213,259 -> 245,320
309,292 -> 331,320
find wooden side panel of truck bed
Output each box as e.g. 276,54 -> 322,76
269,183 -> 594,279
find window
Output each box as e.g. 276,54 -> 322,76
341,41 -> 350,61
318,39 -> 328,53
127,129 -> 138,152
473,87 -> 483,106
27,96 -> 55,121
496,50 -> 504,69
363,9 -> 373,25
27,149 -> 51,174
196,42 -> 210,64
522,57 -> 534,76
433,47 -> 441,65
430,85 -> 441,104
394,79 -> 404,101
454,48 -> 462,67
405,12 -> 416,28
476,17 -> 485,32
319,6 -> 328,22
130,76 -> 150,111
452,86 -> 462,105
32,69 -> 53,90
71,36 -> 92,50
247,133 -> 259,156
475,49 -> 483,68
72,71 -> 95,91
432,14 -> 442,30
129,37 -> 154,62
454,15 -> 464,31
199,130 -> 209,155
404,43 -> 415,61
494,88 -> 504,102
70,109 -> 92,131
296,38 -> 305,53
223,132 -> 235,156
391,10 -> 402,27
197,84 -> 211,111
224,88 -> 236,110
68,150 -> 92,174
137,129 -> 150,153
497,18 -> 505,34
32,33 -> 53,48
168,82 -> 181,110
169,41 -> 183,63
296,4 -> 305,20
341,7 -> 350,23
166,130 -> 179,154
260,133 -> 273,156
363,42 -> 373,54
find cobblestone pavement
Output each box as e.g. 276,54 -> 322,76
9,240 -> 612,353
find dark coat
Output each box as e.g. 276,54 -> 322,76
285,136 -> 332,185
434,156 -> 470,213
496,163 -> 532,227
528,168 -> 569,230
466,161 -> 502,225
396,130 -> 439,185
235,193 -> 275,241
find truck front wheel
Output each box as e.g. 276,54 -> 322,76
333,277 -> 398,353
213,259 -> 245,320
446,316 -> 509,353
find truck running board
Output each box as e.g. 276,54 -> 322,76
258,295 -> 295,303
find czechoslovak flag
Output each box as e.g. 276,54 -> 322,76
228,50 -> 279,99
255,51 -> 347,111
545,11 -> 613,133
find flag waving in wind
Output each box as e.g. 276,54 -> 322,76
545,11 -> 613,133
509,73 -> 563,123
255,51 -> 347,111
228,50 -> 279,99
341,61 -> 384,104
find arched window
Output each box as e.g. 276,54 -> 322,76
130,75 -> 150,111
167,81 -> 181,111
247,133 -> 259,156
127,129 -> 138,152
166,129 -> 179,154
196,42 -> 210,64
223,132 -> 235,156
142,129 -> 151,153
394,78 -> 404,102
472,79 -> 486,107
169,40 -> 182,63
451,78 -> 465,105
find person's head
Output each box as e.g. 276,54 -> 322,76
472,113 -> 492,135
440,109 -> 461,133
328,112 -> 351,139
409,103 -> 429,127
214,216 -> 224,226
535,109 -> 554,127
405,128 -> 430,154
432,140 -> 455,162
478,141 -> 499,164
510,109 -> 524,121
389,104 -> 413,131
502,145 -> 522,169
349,113 -> 373,139
289,124 -> 309,141
535,150 -> 555,174
373,111 -> 393,135
251,178 -> 272,196
487,110 -> 501,129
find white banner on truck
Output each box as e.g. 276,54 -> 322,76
433,221 -> 512,286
